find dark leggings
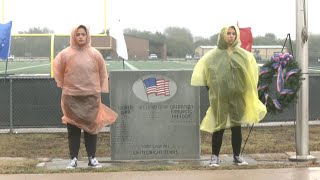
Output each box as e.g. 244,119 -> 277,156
212,126 -> 242,156
67,123 -> 97,159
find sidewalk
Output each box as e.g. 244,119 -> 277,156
1,168 -> 320,180
39,151 -> 320,170
0,152 -> 319,180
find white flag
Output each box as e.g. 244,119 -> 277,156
109,22 -> 128,60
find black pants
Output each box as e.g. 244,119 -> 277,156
212,126 -> 242,156
67,123 -> 97,159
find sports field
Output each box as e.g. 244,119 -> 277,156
0,60 -> 320,75
0,60 -> 197,75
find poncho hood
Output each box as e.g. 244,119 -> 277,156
70,24 -> 92,49
217,25 -> 240,50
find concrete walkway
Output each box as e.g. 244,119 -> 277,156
38,152 -> 320,170
1,168 -> 320,180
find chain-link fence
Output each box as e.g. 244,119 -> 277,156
0,74 -> 319,133
198,75 -> 320,127
0,76 -> 110,133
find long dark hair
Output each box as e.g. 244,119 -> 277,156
77,25 -> 87,34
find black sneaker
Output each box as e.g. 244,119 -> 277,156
88,157 -> 102,168
209,155 -> 220,167
66,157 -> 77,169
233,156 -> 248,166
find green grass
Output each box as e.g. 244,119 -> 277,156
126,60 -> 196,70
1,60 -> 320,75
0,60 -> 197,75
0,61 -> 50,74
0,125 -> 320,173
0,126 -> 319,158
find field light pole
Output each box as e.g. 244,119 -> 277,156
289,0 -> 316,162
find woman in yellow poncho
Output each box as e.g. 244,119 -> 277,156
191,25 -> 266,167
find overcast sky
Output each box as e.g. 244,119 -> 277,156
2,0 -> 319,39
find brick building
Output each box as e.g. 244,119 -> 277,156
91,34 -> 167,60
194,45 -> 288,61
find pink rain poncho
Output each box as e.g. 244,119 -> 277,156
191,25 -> 267,133
53,25 -> 118,134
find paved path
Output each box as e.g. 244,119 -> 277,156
1,168 -> 320,180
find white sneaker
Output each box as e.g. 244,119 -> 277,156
209,155 -> 220,167
88,157 -> 102,168
233,156 -> 248,166
66,157 -> 77,169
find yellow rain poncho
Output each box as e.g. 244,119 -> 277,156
191,25 -> 266,133
53,25 -> 118,134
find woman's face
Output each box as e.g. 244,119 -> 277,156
225,27 -> 236,46
75,27 -> 87,47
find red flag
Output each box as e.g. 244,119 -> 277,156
239,26 -> 253,52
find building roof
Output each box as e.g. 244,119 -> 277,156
252,45 -> 284,49
197,45 -> 284,49
199,45 -> 217,49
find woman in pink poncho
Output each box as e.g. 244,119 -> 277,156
53,25 -> 118,169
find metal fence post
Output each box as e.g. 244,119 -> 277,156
9,78 -> 13,133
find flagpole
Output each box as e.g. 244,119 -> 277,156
3,58 -> 8,83
1,0 -> 4,23
289,0 -> 316,162
2,0 -> 6,82
241,123 -> 254,155
104,0 -> 107,34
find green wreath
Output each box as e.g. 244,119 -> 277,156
258,53 -> 302,114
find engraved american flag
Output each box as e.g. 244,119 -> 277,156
143,78 -> 170,96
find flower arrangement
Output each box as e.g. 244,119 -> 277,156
258,52 -> 302,114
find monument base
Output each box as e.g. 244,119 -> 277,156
288,155 -> 317,162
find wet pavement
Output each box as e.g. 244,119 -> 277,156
40,152 -> 320,170
1,152 -> 320,179
43,154 -> 258,170
1,168 -> 320,180
0,167 -> 320,180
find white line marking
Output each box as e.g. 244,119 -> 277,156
0,64 -> 50,73
124,61 -> 138,70
258,64 -> 320,72
308,68 -> 320,72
